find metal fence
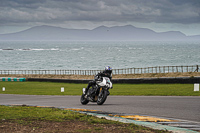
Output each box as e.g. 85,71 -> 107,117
113,65 -> 199,75
0,65 -> 199,76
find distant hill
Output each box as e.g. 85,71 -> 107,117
0,25 -> 199,41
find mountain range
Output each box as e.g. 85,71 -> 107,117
0,25 -> 199,41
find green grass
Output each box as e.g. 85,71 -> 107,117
0,82 -> 85,95
0,105 -> 114,123
111,84 -> 200,96
0,81 -> 200,96
0,105 -> 170,133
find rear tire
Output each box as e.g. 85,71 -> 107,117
80,94 -> 89,105
97,90 -> 107,105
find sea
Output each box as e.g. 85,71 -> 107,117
0,41 -> 200,70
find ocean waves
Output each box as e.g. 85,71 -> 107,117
0,41 -> 200,70
0,48 -> 59,51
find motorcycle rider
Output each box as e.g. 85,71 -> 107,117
85,66 -> 112,96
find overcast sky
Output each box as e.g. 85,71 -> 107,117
0,0 -> 200,35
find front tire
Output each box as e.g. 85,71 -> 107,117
80,94 -> 89,105
97,90 -> 107,105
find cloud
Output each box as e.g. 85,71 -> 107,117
0,0 -> 199,26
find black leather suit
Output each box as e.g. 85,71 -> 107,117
85,70 -> 112,95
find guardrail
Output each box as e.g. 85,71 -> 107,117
0,65 -> 199,76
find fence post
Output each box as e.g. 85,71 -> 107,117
181,66 -> 183,73
168,66 -> 169,73
163,66 -> 165,73
196,65 -> 199,72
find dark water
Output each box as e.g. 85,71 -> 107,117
0,41 -> 199,70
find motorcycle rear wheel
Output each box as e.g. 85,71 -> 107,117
80,94 -> 89,105
97,90 -> 107,105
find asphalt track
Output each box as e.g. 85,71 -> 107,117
0,94 -> 199,123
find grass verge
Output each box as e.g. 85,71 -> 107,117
0,82 -> 199,96
0,105 -> 170,132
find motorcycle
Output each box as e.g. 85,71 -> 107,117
80,77 -> 112,105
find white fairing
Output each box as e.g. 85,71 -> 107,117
96,77 -> 112,88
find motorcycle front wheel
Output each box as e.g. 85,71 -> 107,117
80,94 -> 89,105
97,90 -> 107,105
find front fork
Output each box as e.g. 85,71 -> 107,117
99,87 -> 109,96
99,87 -> 102,93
